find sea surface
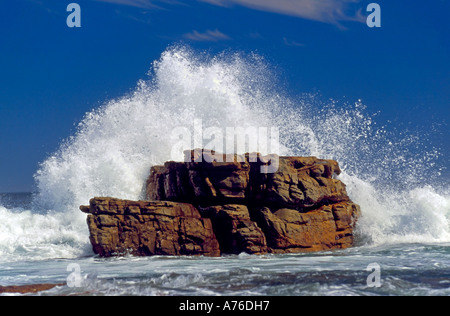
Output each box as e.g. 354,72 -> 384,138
1,47 -> 449,296
0,194 -> 449,296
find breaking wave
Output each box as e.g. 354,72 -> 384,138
1,45 -> 448,262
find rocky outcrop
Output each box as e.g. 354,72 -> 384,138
81,198 -> 220,257
81,149 -> 361,257
146,150 -> 348,209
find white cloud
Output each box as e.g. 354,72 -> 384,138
200,0 -> 365,24
184,29 -> 232,42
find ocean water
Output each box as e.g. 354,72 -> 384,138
1,46 -> 449,296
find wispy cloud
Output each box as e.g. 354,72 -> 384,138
283,37 -> 304,47
94,0 -> 156,9
93,0 -> 365,25
200,0 -> 365,25
94,0 -> 183,10
184,29 -> 232,42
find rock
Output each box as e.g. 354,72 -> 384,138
146,149 -> 348,210
252,155 -> 348,209
253,202 -> 361,253
81,198 -> 220,257
0,283 -> 65,294
199,204 -> 267,255
146,151 -> 251,205
82,149 -> 361,257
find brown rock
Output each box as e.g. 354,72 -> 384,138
200,204 -> 267,255
146,151 -> 251,205
253,202 -> 361,253
146,149 -> 349,210
252,155 -> 348,209
81,198 -> 220,257
82,150 -> 361,257
0,283 -> 65,294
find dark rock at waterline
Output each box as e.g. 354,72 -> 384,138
81,149 -> 361,257
0,283 -> 65,294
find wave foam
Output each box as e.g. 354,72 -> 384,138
0,206 -> 90,262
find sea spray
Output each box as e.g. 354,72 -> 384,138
34,46 -> 285,214
0,45 -> 448,263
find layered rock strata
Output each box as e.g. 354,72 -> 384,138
81,199 -> 220,257
81,149 -> 360,257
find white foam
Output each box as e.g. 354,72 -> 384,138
0,206 -> 90,262
341,173 -> 450,245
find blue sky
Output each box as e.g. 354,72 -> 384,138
0,0 -> 449,192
